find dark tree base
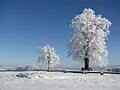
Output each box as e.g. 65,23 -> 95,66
81,67 -> 93,71
84,58 -> 89,70
100,72 -> 104,75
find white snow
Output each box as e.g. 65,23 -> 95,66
0,71 -> 120,90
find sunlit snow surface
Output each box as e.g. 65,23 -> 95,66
0,71 -> 120,90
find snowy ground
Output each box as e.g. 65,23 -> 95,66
0,71 -> 120,90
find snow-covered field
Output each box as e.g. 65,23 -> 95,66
0,71 -> 120,90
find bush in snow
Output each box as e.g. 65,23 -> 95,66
16,64 -> 38,71
68,8 -> 111,70
25,64 -> 38,71
37,44 -> 60,71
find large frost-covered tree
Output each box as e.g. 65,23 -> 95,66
68,8 -> 111,70
37,44 -> 60,71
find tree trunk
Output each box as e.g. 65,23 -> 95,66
47,59 -> 50,71
84,58 -> 89,70
83,32 -> 90,71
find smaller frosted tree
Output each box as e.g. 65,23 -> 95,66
37,44 -> 60,71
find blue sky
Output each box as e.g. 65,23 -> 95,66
0,0 -> 120,67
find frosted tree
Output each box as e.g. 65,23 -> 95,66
68,8 -> 111,70
37,44 -> 60,71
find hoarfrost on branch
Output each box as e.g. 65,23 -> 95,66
37,44 -> 60,70
68,8 -> 111,67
